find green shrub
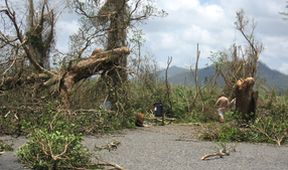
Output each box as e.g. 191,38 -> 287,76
218,124 -> 247,142
199,123 -> 250,142
250,116 -> 287,145
17,129 -> 91,169
251,96 -> 288,145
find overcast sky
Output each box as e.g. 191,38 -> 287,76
55,0 -> 288,74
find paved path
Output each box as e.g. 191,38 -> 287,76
1,125 -> 288,170
84,125 -> 288,170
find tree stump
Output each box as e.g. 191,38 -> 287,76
235,77 -> 258,125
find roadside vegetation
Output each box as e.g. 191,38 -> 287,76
0,0 -> 287,169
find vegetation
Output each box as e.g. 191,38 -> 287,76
0,0 -> 287,169
0,140 -> 13,152
17,129 -> 91,169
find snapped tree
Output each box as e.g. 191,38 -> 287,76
212,10 -> 263,124
0,0 -> 166,110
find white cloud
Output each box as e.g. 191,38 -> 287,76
55,12 -> 80,52
159,0 -> 200,11
141,0 -> 288,74
199,4 -> 225,21
52,0 -> 288,74
182,25 -> 216,45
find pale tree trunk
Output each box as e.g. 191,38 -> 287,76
27,0 -> 54,70
235,77 -> 258,125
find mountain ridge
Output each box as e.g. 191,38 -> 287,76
157,62 -> 288,90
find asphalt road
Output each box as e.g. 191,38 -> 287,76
1,125 -> 288,170
85,125 -> 288,170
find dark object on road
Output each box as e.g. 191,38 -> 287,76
153,102 -> 163,117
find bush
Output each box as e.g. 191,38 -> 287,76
251,96 -> 288,145
199,123 -> 248,142
217,124 -> 247,142
250,116 -> 287,145
17,129 -> 91,169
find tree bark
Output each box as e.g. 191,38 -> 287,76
98,0 -> 129,109
58,47 -> 130,109
235,77 -> 258,125
0,47 -> 130,110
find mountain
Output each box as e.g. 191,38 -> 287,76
157,62 -> 288,91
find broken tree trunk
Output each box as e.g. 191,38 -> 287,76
59,47 -> 130,109
0,47 -> 130,110
235,77 -> 258,125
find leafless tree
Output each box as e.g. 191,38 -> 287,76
211,9 -> 263,95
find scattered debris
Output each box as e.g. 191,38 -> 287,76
201,143 -> 236,160
95,140 -> 121,152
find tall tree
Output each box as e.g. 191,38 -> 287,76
0,0 -> 165,110
26,0 -> 55,69
0,0 -> 128,109
70,0 -> 166,109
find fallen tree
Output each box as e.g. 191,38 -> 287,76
0,0 -> 165,110
0,47 -> 130,108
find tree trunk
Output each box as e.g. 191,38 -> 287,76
58,47 -> 130,109
99,0 -> 129,109
235,77 -> 258,125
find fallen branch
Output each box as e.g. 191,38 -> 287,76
201,151 -> 227,160
94,140 -> 121,152
201,143 -> 236,160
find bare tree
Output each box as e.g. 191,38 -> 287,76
164,56 -> 172,125
211,10 -> 263,124
0,0 -> 55,73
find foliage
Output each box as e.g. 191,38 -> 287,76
0,140 -> 13,152
250,97 -> 288,145
199,94 -> 288,145
17,129 -> 91,170
199,123 -> 248,142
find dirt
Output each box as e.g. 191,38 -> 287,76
1,124 -> 288,170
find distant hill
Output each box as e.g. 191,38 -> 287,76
157,62 -> 288,91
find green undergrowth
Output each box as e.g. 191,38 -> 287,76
16,129 -> 94,169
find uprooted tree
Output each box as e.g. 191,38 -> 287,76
0,0 -> 165,110
212,10 -> 263,124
